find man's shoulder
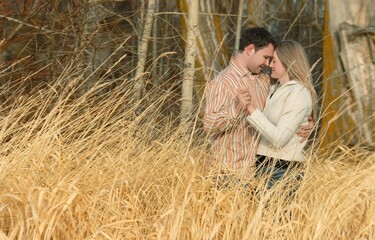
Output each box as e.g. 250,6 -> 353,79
210,66 -> 239,86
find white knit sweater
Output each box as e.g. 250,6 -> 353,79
246,80 -> 313,161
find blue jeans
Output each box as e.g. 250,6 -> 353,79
256,155 -> 303,190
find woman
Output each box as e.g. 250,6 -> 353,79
239,40 -> 317,188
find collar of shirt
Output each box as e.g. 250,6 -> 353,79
230,57 -> 250,77
281,79 -> 299,87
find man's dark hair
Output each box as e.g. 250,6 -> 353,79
238,27 -> 275,52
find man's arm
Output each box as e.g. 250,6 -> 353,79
203,81 -> 246,136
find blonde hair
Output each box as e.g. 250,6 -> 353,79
275,40 -> 318,119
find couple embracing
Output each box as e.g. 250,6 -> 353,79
204,27 -> 317,188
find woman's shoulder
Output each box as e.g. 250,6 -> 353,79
287,80 -> 310,92
282,80 -> 311,102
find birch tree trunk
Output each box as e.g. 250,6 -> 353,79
180,0 -> 198,123
234,0 -> 244,53
152,0 -> 159,80
134,0 -> 155,100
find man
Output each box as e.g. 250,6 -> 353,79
203,27 -> 311,176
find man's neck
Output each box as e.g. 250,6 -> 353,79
234,54 -> 254,75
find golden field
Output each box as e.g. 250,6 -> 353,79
0,64 -> 374,240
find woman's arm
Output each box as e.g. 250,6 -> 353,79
246,86 -> 312,148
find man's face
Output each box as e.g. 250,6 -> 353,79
245,44 -> 274,74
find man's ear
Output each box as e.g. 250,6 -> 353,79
244,44 -> 255,55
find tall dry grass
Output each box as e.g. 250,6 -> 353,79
0,61 -> 374,240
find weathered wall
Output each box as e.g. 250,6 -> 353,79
321,0 -> 375,147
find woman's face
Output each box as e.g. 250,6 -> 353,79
269,51 -> 288,81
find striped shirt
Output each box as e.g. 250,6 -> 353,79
203,57 -> 270,174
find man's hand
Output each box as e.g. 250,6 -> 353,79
297,116 -> 315,142
235,89 -> 251,111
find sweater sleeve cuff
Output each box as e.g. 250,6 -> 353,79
246,108 -> 262,123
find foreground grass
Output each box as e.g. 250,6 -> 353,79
0,69 -> 374,239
